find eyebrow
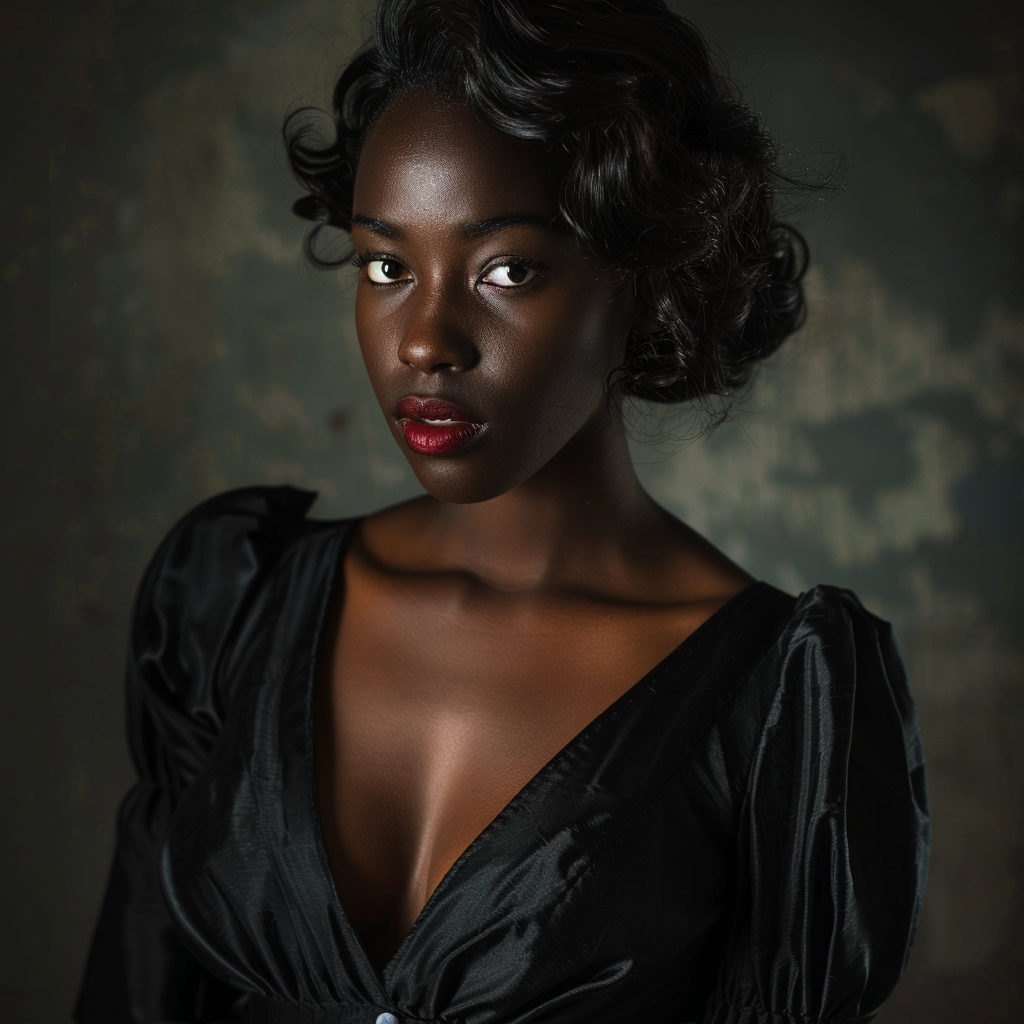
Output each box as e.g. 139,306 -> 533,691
350,212 -> 568,240
463,214 -> 569,239
351,214 -> 400,238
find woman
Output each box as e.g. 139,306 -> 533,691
75,2 -> 930,1022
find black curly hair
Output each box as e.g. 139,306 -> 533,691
285,0 -> 809,405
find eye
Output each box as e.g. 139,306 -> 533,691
365,259 -> 410,284
481,261 -> 538,288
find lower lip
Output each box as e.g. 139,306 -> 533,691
400,419 -> 483,455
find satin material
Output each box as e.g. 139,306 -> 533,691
74,486 -> 930,1024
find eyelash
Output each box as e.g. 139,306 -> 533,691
350,252 -> 546,289
349,251 -> 388,270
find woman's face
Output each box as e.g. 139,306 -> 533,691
350,89 -> 635,504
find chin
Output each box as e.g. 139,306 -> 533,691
407,458 -> 523,505
399,432 -> 555,505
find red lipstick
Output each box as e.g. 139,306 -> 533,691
394,397 -> 484,455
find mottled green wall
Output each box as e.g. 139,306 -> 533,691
1,1 -> 1021,1021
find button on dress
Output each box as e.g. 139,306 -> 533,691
74,486 -> 930,1024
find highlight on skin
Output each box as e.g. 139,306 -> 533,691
343,88 -> 644,506
285,0 -> 810,413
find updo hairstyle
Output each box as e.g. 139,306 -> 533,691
285,0 -> 809,405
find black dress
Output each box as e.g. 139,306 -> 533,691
74,486 -> 930,1024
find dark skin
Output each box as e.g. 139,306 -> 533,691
314,90 -> 754,973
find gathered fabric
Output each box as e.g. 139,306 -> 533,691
74,486 -> 930,1024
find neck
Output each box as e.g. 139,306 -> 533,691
422,403 -> 664,592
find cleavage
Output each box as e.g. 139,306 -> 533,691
311,542 -> 711,971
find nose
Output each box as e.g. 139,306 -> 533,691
397,284 -> 478,375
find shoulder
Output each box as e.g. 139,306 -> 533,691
129,485 -> 322,696
743,583 -> 920,758
121,486 -> 328,784
138,485 -> 319,599
788,583 -> 893,639
148,483 -> 319,563
718,582 -> 926,835
743,582 -> 908,692
715,582 -> 917,755
778,584 -> 908,693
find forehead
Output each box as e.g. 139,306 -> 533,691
353,90 -> 564,225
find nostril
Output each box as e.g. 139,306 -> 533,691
398,332 -> 477,374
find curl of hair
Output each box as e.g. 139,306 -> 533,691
285,0 -> 811,405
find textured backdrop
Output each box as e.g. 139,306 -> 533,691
1,1 -> 1022,1020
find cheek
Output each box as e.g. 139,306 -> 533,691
490,286 -> 625,410
353,292 -> 393,396
351,277 -> 627,426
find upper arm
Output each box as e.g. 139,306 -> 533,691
705,587 -> 930,1024
74,486 -> 316,1024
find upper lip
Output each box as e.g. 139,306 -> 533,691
394,396 -> 483,423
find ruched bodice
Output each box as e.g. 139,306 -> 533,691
75,486 -> 929,1024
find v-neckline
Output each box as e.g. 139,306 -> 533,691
303,515 -> 763,992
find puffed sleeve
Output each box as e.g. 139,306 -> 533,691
74,486 -> 317,1024
704,586 -> 930,1024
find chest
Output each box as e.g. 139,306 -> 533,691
159,524 -> 769,1008
312,554 -> 711,970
